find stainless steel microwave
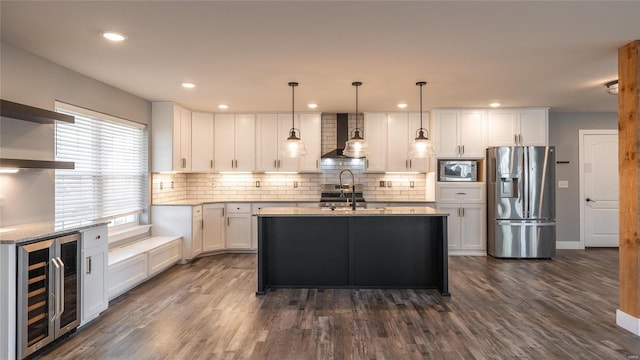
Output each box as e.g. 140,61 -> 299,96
439,160 -> 478,182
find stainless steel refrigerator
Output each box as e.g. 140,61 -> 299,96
487,146 -> 556,258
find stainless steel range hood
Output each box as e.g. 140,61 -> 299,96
321,113 -> 349,158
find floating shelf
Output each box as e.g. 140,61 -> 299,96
0,158 -> 75,170
0,99 -> 74,124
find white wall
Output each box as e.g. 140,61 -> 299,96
548,112 -> 618,246
0,42 -> 151,226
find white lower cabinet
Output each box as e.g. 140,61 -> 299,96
80,225 -> 108,326
152,205 -> 202,261
203,203 -> 225,252
226,203 -> 252,250
436,183 -> 486,255
437,203 -> 485,253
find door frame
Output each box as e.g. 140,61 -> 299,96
578,129 -> 618,249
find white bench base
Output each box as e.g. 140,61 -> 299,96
107,236 -> 182,300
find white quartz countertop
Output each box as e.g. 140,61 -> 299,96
0,221 -> 109,244
255,206 -> 447,217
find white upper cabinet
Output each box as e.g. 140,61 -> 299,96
487,108 -> 548,146
191,112 -> 214,172
298,113 -> 322,173
256,113 -> 297,172
433,109 -> 486,158
363,113 -> 387,173
386,112 -> 431,172
255,112 -> 321,173
214,113 -> 255,172
152,102 -> 192,172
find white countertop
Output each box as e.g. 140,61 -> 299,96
255,206 -> 447,217
0,221 -> 109,244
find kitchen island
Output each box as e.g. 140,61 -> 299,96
255,207 -> 449,296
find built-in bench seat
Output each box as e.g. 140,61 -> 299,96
107,235 -> 182,300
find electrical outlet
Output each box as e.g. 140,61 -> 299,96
171,181 -> 174,189
379,181 -> 386,188
387,181 -> 392,188
294,181 -> 298,188
410,181 -> 415,188
212,181 -> 216,188
256,181 -> 261,188
160,181 -> 163,190
558,180 -> 569,188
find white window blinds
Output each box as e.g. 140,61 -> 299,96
54,103 -> 148,229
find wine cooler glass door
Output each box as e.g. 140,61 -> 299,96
17,239 -> 56,359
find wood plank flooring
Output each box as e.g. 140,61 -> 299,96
36,249 -> 640,359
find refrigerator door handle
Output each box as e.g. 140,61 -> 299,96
523,149 -> 529,218
497,220 -> 556,226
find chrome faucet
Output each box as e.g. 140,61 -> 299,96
339,169 -> 357,210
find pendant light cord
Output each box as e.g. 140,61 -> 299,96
289,82 -> 298,131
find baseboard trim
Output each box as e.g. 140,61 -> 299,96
617,309 -> 640,336
556,241 -> 584,250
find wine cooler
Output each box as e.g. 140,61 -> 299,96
17,233 -> 81,359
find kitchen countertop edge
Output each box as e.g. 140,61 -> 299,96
0,221 -> 110,244
256,206 -> 448,217
152,200 -> 436,206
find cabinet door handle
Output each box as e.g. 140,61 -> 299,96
366,159 -> 369,169
210,160 -> 214,169
86,256 -> 92,274
278,159 -> 281,168
514,134 -> 518,145
461,145 -> 465,154
409,159 -> 412,168
316,159 -> 319,169
461,207 -> 465,217
232,160 -> 235,168
456,192 -> 466,195
519,134 -> 523,145
222,208 -> 225,217
274,160 -> 277,169
457,208 -> 461,217
182,158 -> 186,168
227,217 -> 230,226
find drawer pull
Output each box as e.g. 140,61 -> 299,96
456,192 -> 467,195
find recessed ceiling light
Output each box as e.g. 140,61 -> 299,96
489,102 -> 501,108
181,82 -> 196,89
218,104 -> 229,109
307,103 -> 318,109
101,31 -> 127,42
397,103 -> 408,109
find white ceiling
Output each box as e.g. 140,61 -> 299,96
1,1 -> 638,114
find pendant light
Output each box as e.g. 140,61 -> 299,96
409,81 -> 435,158
343,81 -> 369,158
281,81 -> 307,158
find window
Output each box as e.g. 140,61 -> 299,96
54,102 -> 148,229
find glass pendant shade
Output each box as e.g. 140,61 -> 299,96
343,129 -> 369,158
344,81 -> 369,158
409,129 -> 435,158
282,128 -> 308,157
282,81 -> 307,158
410,81 -> 435,158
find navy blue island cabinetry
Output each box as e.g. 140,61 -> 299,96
255,207 -> 450,296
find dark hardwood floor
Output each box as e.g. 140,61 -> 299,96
37,249 -> 640,359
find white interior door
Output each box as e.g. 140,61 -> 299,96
581,131 -> 619,247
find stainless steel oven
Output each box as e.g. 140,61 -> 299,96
17,233 -> 80,359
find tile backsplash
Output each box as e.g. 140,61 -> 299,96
152,159 -> 434,203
